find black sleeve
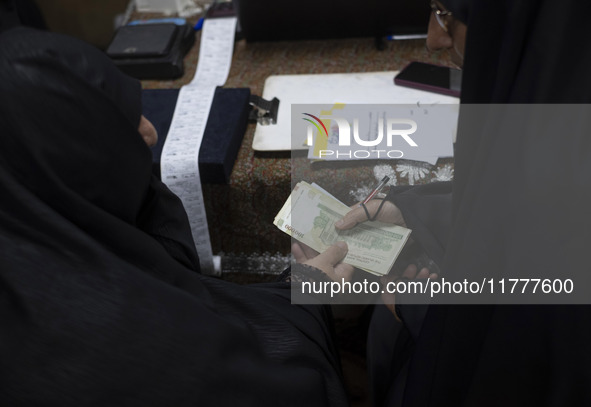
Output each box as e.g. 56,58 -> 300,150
386,181 -> 452,339
136,175 -> 201,273
387,181 -> 452,267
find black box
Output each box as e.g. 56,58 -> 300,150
107,23 -> 195,79
143,87 -> 250,183
233,0 -> 429,41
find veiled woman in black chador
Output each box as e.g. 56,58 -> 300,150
0,27 -> 349,406
344,0 -> 591,405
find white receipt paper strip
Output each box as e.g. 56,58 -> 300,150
160,17 -> 237,275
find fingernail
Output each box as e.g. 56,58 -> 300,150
335,241 -> 347,250
335,219 -> 344,227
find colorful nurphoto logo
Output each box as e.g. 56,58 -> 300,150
302,113 -> 328,138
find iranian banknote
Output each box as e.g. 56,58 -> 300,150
274,181 -> 411,276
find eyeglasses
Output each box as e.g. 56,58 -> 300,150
430,1 -> 453,33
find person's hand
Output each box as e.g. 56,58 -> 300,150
292,241 -> 354,283
335,199 -> 406,231
138,115 -> 158,147
382,264 -> 438,319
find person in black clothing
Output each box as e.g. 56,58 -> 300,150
0,0 -> 45,32
0,26 -> 351,406
338,0 -> 591,405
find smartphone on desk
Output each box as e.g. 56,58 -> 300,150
394,61 -> 462,97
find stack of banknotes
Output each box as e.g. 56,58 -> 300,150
274,181 -> 412,276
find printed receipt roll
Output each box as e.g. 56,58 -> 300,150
160,17 -> 237,275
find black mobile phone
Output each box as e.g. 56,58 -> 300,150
394,61 -> 462,97
106,24 -> 179,59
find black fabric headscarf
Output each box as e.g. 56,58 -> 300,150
439,0 -> 469,24
0,27 -> 347,406
0,0 -> 46,33
395,0 -> 591,406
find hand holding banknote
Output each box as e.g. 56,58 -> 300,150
336,198 -> 438,315
292,241 -> 354,283
335,199 -> 407,230
274,182 -> 412,276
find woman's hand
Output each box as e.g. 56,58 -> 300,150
138,115 -> 158,147
382,264 -> 438,319
292,241 -> 354,283
335,199 -> 406,231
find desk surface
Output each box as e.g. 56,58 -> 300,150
142,32 -> 455,258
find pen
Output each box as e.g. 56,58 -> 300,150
193,17 -> 204,31
387,34 -> 428,41
362,176 -> 390,205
